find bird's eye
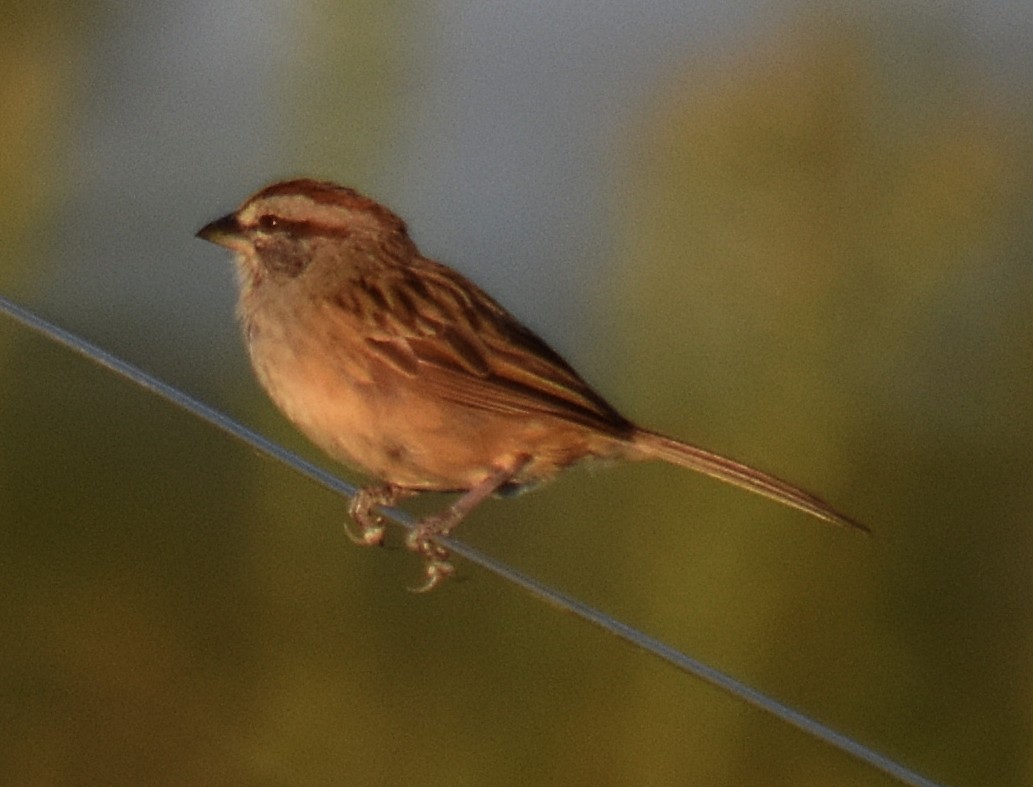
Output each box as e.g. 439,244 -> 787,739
258,214 -> 281,231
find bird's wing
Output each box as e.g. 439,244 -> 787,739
334,260 -> 630,433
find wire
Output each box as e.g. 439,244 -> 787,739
0,293 -> 941,787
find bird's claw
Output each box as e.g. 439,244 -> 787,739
408,555 -> 455,593
347,487 -> 471,591
343,518 -> 386,547
405,517 -> 456,592
347,486 -> 400,547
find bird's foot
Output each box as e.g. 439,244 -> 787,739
346,485 -> 410,547
405,513 -> 460,592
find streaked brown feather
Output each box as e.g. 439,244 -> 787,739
332,257 -> 631,433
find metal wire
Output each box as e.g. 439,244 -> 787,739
0,293 -> 941,787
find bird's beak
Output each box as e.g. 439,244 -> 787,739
196,213 -> 245,250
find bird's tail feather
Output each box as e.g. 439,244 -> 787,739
630,429 -> 867,532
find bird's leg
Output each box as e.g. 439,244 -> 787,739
346,484 -> 416,547
407,455 -> 532,592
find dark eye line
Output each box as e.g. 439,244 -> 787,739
252,215 -> 353,240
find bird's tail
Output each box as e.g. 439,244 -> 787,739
629,429 -> 867,532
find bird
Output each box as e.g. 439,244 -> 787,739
197,179 -> 865,590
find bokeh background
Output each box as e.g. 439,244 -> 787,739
3,2 -> 1032,785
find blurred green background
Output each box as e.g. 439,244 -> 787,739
2,3 -> 1032,785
